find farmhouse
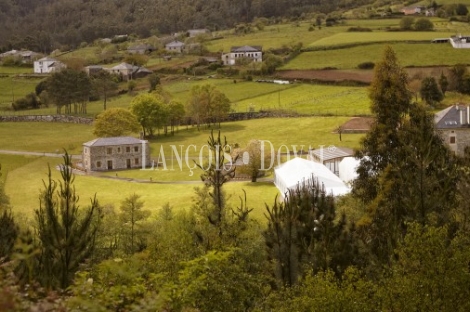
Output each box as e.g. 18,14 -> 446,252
435,104 -> 470,155
222,45 -> 263,66
106,62 -> 152,81
308,147 -> 354,176
0,49 -> 40,63
401,6 -> 424,15
187,29 -> 210,37
127,43 -> 156,54
82,137 -> 151,171
33,57 -> 66,74
165,40 -> 185,53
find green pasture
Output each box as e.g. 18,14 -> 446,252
0,66 -> 34,75
284,42 -> 470,70
233,84 -> 370,115
308,31 -> 455,48
206,22 -> 349,52
0,77 -> 41,109
2,155 -> 279,222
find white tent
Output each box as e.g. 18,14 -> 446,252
339,157 -> 361,184
274,157 -> 350,198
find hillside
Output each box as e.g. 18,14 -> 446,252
0,0 -> 378,52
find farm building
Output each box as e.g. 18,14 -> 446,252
82,137 -> 151,171
435,104 -> 470,155
33,57 -> 66,74
165,41 -> 185,53
308,147 -> 354,176
222,45 -> 263,66
450,35 -> 470,48
106,62 -> 152,81
273,157 -> 350,198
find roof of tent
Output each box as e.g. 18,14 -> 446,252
274,157 -> 350,197
339,157 -> 360,184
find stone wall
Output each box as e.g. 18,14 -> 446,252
0,115 -> 93,125
438,128 -> 470,156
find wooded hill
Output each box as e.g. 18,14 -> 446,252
0,0 -> 376,52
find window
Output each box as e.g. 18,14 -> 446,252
450,136 -> 456,144
126,146 -> 131,153
117,147 -> 121,153
107,147 -> 112,155
135,158 -> 139,165
97,161 -> 102,168
134,146 -> 139,152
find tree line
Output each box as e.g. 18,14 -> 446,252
3,47 -> 470,310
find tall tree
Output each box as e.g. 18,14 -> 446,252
187,84 -> 231,130
46,69 -> 92,114
119,193 -> 150,254
35,152 -> 101,289
354,46 -> 411,203
130,93 -> 167,137
91,70 -> 118,111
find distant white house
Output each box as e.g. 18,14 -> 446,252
222,45 -> 263,66
308,147 -> 354,176
33,57 -> 66,74
187,29 -> 211,37
165,41 -> 185,53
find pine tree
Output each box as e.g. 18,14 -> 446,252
264,177 -> 359,287
35,152 -> 101,289
119,193 -> 150,254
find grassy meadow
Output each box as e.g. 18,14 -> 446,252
0,77 -> 41,109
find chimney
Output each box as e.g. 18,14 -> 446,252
460,109 -> 463,125
467,106 -> 469,124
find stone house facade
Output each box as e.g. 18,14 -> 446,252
82,137 -> 151,171
435,104 -> 470,156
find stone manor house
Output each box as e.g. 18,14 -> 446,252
82,137 -> 150,171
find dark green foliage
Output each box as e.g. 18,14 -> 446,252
420,76 -> 443,106
449,64 -> 470,94
35,80 -> 48,96
12,93 -> 40,111
46,68 -> 92,114
0,166 -> 17,262
35,152 -> 101,289
400,16 -> 414,30
91,70 -> 118,111
357,61 -> 374,69
119,193 -> 150,254
439,71 -> 449,95
264,177 -> 359,287
414,18 -> 434,31
147,73 -> 160,92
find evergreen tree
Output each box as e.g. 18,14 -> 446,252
420,76 -> 443,106
354,46 -> 412,203
0,164 -> 18,262
35,152 -> 101,289
439,71 -> 449,95
264,177 -> 360,287
119,193 -> 150,254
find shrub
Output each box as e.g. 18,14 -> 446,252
357,62 -> 375,69
414,18 -> 434,31
347,27 -> 372,32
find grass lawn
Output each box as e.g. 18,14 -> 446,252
284,42 -> 470,70
0,66 -> 34,75
3,155 -> 279,223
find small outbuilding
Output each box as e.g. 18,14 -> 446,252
82,137 -> 151,171
274,157 -> 350,198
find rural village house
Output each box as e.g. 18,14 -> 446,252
187,29 -> 211,37
435,104 -> 470,155
127,43 -> 156,54
221,45 -> 263,66
82,137 -> 151,171
106,62 -> 152,81
0,49 -> 40,63
165,40 -> 185,53
33,57 -> 66,74
308,147 -> 354,176
450,35 -> 470,48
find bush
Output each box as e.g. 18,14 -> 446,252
357,62 -> 375,69
12,93 -> 40,110
414,18 -> 434,31
347,27 -> 372,32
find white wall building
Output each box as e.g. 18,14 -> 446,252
33,57 -> 66,74
222,45 -> 263,66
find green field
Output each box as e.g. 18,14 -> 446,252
0,77 -> 41,109
0,66 -> 34,75
284,42 -> 470,70
233,84 -> 370,115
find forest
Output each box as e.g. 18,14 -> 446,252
2,47 -> 470,311
0,0 -> 376,52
